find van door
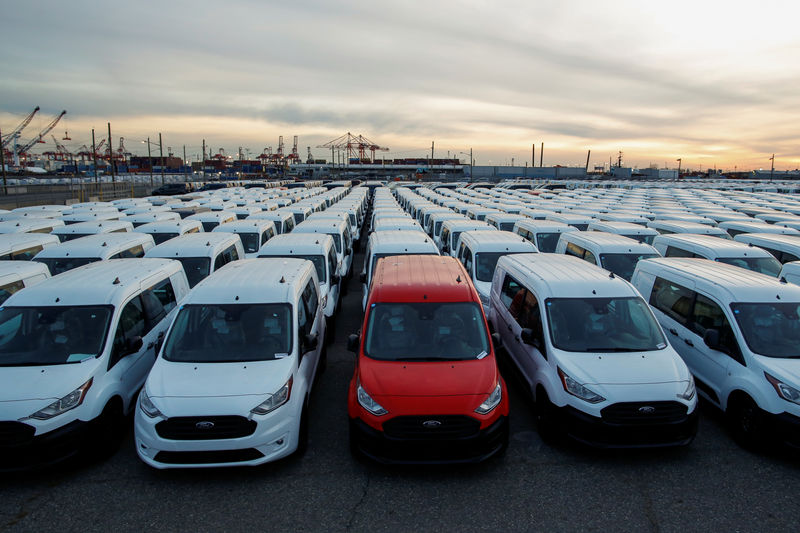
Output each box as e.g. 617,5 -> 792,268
108,296 -> 157,400
298,279 -> 322,389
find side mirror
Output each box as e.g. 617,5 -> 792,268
359,272 -> 367,284
125,336 -> 143,355
520,327 -> 536,346
347,333 -> 360,353
331,273 -> 341,284
491,332 -> 502,351
703,328 -> 721,350
303,333 -> 318,352
346,248 -> 352,256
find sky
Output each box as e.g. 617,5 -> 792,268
2,0 -> 800,171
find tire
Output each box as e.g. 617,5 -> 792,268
318,341 -> 328,374
727,394 -> 765,450
326,316 -> 336,345
535,388 -> 559,442
86,399 -> 125,459
348,420 -> 362,458
295,403 -> 309,456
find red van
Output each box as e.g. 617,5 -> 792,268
347,254 -> 509,463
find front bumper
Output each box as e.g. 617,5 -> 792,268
763,410 -> 800,448
556,404 -> 698,448
0,419 -> 89,471
350,415 -> 508,464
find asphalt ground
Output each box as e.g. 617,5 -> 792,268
1,245 -> 799,533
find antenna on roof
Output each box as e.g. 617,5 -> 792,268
279,276 -> 286,283
456,275 -> 462,283
780,277 -> 788,284
609,272 -> 615,279
112,277 -> 120,285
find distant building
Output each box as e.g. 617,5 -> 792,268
636,168 -> 678,179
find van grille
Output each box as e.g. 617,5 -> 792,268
601,402 -> 688,425
383,416 -> 480,440
155,416 -> 257,440
154,448 -> 264,464
0,421 -> 35,447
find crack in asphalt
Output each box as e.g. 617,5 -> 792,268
344,469 -> 371,532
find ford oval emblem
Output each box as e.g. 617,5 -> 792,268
422,420 -> 442,428
638,406 -> 656,414
196,421 -> 215,430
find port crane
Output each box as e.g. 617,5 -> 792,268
318,132 -> 389,163
286,135 -> 301,164
0,106 -> 40,149
14,110 -> 67,158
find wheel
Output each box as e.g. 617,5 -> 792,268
295,403 -> 309,456
318,341 -> 328,374
535,388 -> 559,442
86,399 -> 126,459
326,316 -> 336,345
348,419 -> 362,458
727,394 -> 765,449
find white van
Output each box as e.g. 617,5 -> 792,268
212,219 -> 277,258
257,233 -> 341,335
0,233 -> 60,261
51,220 -> 133,243
0,219 -> 65,235
134,258 -> 325,468
33,233 -> 156,276
0,259 -> 189,468
733,233 -> 800,264
632,258 -> 800,448
780,262 -> 800,285
247,210 -> 296,235
0,261 -> 50,304
485,213 -> 527,232
647,220 -> 731,239
145,233 -> 244,288
456,230 -> 537,313
134,219 -> 204,246
653,233 -> 782,276
489,253 -> 698,447
61,210 -> 120,225
439,219 -> 495,256
555,232 -> 660,281
719,220 -> 800,238
513,219 -> 578,253
293,219 -> 353,278
122,211 -> 181,228
587,221 -> 659,245
186,210 -> 237,232
361,230 -> 440,311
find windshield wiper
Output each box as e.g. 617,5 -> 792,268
400,356 -> 454,361
585,347 -> 646,352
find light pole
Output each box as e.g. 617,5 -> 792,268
141,138 -> 158,189
459,149 -> 473,181
676,158 -> 682,178
159,133 -> 165,186
769,154 -> 775,182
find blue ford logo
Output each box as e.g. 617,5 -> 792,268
195,421 -> 215,430
422,420 -> 442,428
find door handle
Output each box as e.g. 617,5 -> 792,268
684,339 -> 694,347
669,328 -> 678,336
515,335 -> 520,342
507,324 -> 512,331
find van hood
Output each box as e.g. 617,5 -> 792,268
757,357 -> 800,387
147,358 -> 294,398
359,357 -> 497,398
559,348 -> 689,386
0,357 -> 100,403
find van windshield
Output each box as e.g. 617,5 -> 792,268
625,234 -> 655,245
536,233 -> 562,253
364,302 -> 489,361
0,306 -> 113,366
717,257 -> 781,277
237,233 -> 260,253
476,252 -> 523,282
34,257 -> 98,276
163,303 -> 292,362
545,297 -> 666,352
730,302 -> 800,358
600,253 -> 660,281
176,257 -> 211,288
152,232 -> 178,245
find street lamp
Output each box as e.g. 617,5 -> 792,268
459,149 -> 473,182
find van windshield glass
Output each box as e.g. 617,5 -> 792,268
730,302 -> 800,358
364,302 -> 489,361
476,252 -> 522,282
34,257 -> 98,276
237,233 -> 260,253
201,221 -> 218,232
261,254 -> 326,283
499,222 -> 516,231
717,257 -> 781,277
176,257 -> 211,288
545,297 -> 666,352
536,233 -> 561,253
600,253 -> 660,281
0,306 -> 113,366
163,304 -> 292,362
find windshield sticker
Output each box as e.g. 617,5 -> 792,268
476,351 -> 488,360
657,343 -> 667,349
67,353 -> 94,363
274,352 -> 289,359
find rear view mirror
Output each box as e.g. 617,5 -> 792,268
347,334 -> 360,353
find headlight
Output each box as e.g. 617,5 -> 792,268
357,381 -> 388,416
558,368 -> 605,404
765,372 -> 800,405
139,388 -> 163,418
678,379 -> 696,401
475,382 -> 502,414
251,376 -> 293,415
29,378 -> 93,420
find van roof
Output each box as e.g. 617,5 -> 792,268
186,210 -> 237,222
0,233 -> 60,254
257,233 -> 334,255
514,219 -> 576,233
34,233 -> 154,259
0,219 -> 64,232
0,260 -> 49,284
459,230 -> 536,251
637,257 -> 800,303
368,230 -> 438,250
733,233 -> 800,250
4,258 -> 181,307
211,219 -> 276,234
134,219 -> 204,233
145,232 -> 240,258
588,221 -> 657,234
560,231 -> 659,253
52,220 -> 133,234
655,233 -> 773,258
647,220 -> 727,234
294,219 -> 346,232
500,253 -> 638,299
369,254 -> 477,304
184,258 -> 313,305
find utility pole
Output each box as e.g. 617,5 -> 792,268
183,145 -> 188,181
770,154 -> 775,182
159,132 -> 165,185
677,158 -> 682,177
531,144 -> 535,169
431,141 -> 434,160
585,149 -> 591,174
147,137 -> 153,189
92,129 -> 101,200
0,124 -> 7,195
617,151 -> 623,168
539,142 -> 544,167
107,122 -> 116,183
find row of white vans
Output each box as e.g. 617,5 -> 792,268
0,185 -> 372,470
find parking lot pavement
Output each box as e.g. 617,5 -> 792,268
1,249 -> 799,533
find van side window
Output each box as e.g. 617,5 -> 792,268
565,242 -> 584,258
328,250 -> 337,279
500,274 -> 525,321
0,280 -> 25,304
689,294 -> 742,362
665,246 -> 695,258
110,296 -> 146,369
140,278 -> 177,328
214,245 -> 238,270
518,290 -> 542,333
285,217 -> 295,232
296,293 -> 309,337
11,246 -> 43,261
583,249 -> 597,265
302,280 -> 319,319
115,244 -> 145,259
650,277 -> 693,324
